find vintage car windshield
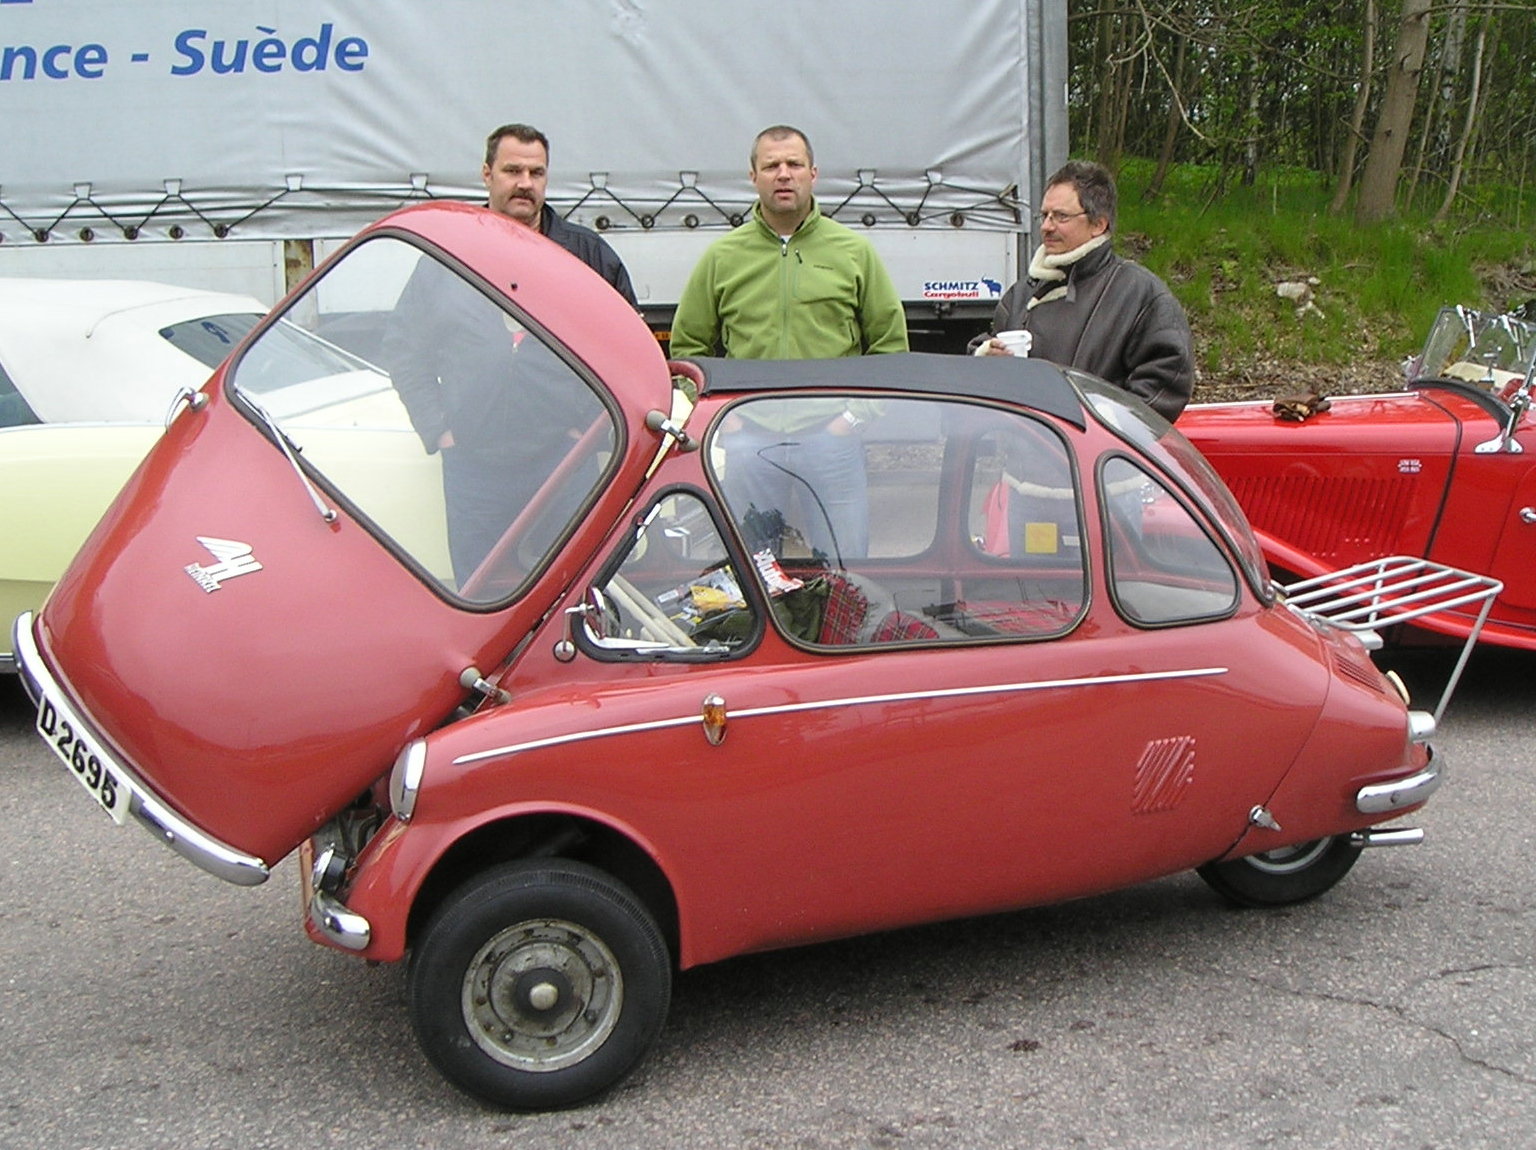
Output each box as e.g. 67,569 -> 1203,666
226,235 -> 617,607
1074,372 -> 1270,596
1409,304 -> 1536,394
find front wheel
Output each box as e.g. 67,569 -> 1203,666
407,860 -> 671,1110
1197,835 -> 1362,908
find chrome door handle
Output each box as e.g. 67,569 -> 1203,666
1521,506 -> 1536,524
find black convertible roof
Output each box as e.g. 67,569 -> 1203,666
686,352 -> 1087,430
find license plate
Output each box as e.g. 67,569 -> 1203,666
36,694 -> 130,824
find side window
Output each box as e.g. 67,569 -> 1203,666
970,421 -> 1082,562
582,491 -> 757,657
962,416 -> 1088,637
710,396 -> 1084,646
710,394 -> 936,563
228,236 -> 616,607
1101,455 -> 1239,625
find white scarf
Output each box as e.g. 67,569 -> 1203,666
1025,233 -> 1111,310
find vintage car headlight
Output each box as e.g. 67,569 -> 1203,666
388,738 -> 428,822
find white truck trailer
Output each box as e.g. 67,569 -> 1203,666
0,0 -> 1067,350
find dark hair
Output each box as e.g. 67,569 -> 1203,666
484,123 -> 550,168
1047,160 -> 1116,231
751,125 -> 814,169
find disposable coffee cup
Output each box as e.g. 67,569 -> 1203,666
995,329 -> 1032,357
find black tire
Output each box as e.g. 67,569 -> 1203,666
1197,835 -> 1362,908
407,859 -> 671,1110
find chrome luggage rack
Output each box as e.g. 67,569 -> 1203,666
1281,556 -> 1503,722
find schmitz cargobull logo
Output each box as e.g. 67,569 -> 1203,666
922,277 -> 1003,301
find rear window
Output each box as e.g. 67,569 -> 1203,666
0,359 -> 41,427
158,313 -> 263,368
1075,371 -> 1271,597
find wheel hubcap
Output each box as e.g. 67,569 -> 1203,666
462,918 -> 623,1072
1244,837 -> 1332,875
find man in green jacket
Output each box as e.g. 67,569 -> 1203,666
671,126 -> 907,562
669,125 -> 908,359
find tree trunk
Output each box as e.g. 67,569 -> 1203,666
1329,0 -> 1377,215
1092,0 -> 1129,167
1434,6 -> 1490,222
1355,0 -> 1434,224
1147,29 -> 1190,199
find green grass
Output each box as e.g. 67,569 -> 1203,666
1112,159 -> 1536,386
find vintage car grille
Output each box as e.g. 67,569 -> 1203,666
1226,475 -> 1416,561
1329,644 -> 1385,693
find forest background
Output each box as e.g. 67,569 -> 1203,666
1070,0 -> 1536,400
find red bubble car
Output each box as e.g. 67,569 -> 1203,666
13,203 -> 1497,1110
1181,304 -> 1535,651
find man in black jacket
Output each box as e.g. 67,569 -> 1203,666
481,122 -> 637,305
974,160 -> 1193,422
383,123 -> 633,589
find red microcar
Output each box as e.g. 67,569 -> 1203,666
1181,304 -> 1535,651
13,203 -> 1494,1110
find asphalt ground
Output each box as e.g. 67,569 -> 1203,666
2,646 -> 1532,1150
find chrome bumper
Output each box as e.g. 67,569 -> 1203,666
1356,745 -> 1443,815
308,889 -> 372,951
13,612 -> 270,887
300,840 -> 371,951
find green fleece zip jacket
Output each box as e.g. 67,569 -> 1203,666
669,200 -> 908,360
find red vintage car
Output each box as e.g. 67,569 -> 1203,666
1181,305 -> 1536,651
12,203 -> 1493,1110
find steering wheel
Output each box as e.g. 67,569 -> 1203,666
605,575 -> 696,647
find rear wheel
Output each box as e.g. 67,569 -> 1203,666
1197,835 -> 1362,907
408,860 -> 671,1110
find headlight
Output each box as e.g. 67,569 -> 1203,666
388,739 -> 428,822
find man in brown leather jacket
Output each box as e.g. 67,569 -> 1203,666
974,160 -> 1194,422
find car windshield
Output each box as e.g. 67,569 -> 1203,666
1409,305 -> 1536,393
1073,371 -> 1271,596
226,235 -> 618,607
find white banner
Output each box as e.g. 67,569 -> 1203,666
1,0 -> 1061,245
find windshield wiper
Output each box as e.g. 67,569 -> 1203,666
237,391 -> 339,523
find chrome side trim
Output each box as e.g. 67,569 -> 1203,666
307,889 -> 372,951
1356,748 -> 1443,814
453,666 -> 1229,767
13,612 -> 271,887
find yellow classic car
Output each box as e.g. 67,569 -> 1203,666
0,278 -> 269,670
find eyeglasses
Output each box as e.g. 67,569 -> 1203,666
1036,209 -> 1089,225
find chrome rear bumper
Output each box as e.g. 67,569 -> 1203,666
1356,745 -> 1443,815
